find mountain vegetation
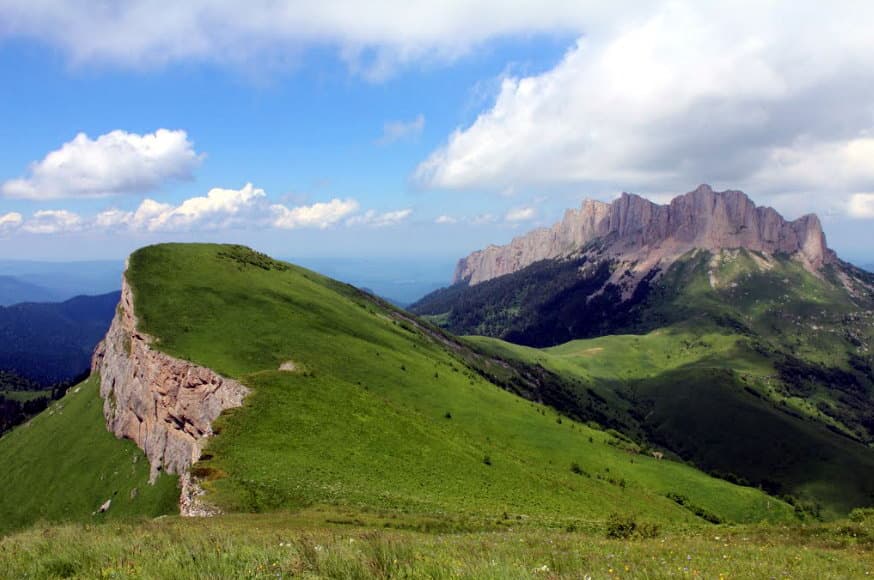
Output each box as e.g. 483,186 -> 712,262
1,241 -> 873,577
0,291 -> 118,385
0,244 -> 797,538
413,189 -> 874,519
417,250 -> 874,517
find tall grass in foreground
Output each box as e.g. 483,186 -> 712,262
1,514 -> 872,579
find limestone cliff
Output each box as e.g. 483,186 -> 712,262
91,272 -> 248,514
454,185 -> 834,285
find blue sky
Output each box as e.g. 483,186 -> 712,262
1,2 -> 873,264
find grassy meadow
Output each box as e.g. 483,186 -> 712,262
2,512 -> 874,578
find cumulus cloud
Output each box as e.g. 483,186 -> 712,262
1,129 -> 202,200
271,198 -> 359,229
98,183 -> 266,232
346,208 -> 412,227
4,182 -> 415,235
505,207 -> 535,222
0,1 -> 631,78
434,214 -> 457,224
376,115 -> 425,145
848,194 -> 874,219
0,212 -> 23,235
21,210 -> 82,234
415,2 -> 874,217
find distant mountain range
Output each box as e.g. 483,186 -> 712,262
0,292 -> 119,385
0,275 -> 61,306
0,260 -> 123,306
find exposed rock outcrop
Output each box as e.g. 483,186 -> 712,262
91,273 -> 248,514
454,185 -> 835,285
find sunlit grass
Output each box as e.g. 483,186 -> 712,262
2,512 -> 872,579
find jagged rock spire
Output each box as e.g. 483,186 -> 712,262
454,186 -> 832,285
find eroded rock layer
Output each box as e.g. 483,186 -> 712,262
91,274 -> 248,507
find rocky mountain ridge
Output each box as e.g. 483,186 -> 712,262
91,273 -> 248,515
454,185 -> 834,285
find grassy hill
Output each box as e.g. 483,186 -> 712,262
92,242 -> 789,528
0,376 -> 179,534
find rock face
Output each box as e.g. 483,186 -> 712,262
454,185 -> 834,285
91,273 -> 248,513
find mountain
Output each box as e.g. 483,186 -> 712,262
453,184 -> 832,286
413,185 -> 872,346
0,260 -> 124,304
0,292 -> 119,385
0,243 -> 794,534
412,186 -> 874,516
0,275 -> 59,306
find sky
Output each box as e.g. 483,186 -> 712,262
1,1 -> 873,266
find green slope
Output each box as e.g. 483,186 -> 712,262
468,325 -> 874,518
415,246 -> 874,518
117,243 -> 792,526
0,376 -> 179,534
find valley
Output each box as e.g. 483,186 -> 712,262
414,188 -> 874,518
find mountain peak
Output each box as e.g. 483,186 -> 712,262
454,186 -> 833,285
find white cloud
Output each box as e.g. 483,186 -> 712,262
0,212 -> 23,235
434,214 -> 457,224
750,137 -> 874,195
148,183 -> 265,231
0,1 -> 633,78
3,183 -> 408,235
505,207 -> 535,222
377,114 -> 425,145
95,183 -> 265,232
415,2 -> 874,216
849,194 -> 874,219
1,129 -> 202,200
271,198 -> 359,229
22,210 -> 82,234
346,208 -> 412,227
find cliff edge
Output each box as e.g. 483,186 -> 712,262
454,185 -> 834,285
91,271 -> 249,515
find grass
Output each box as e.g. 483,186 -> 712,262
468,320 -> 874,517
116,243 -> 794,526
1,512 -> 873,579
1,242 -> 871,577
0,376 -> 179,535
